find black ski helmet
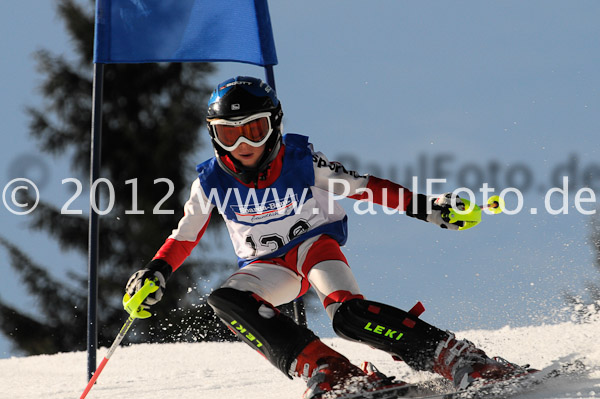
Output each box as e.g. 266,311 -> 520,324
206,76 -> 283,184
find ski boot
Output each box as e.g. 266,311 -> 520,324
292,340 -> 406,399
433,333 -> 535,390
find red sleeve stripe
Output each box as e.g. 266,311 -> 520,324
152,215 -> 211,271
348,176 -> 413,211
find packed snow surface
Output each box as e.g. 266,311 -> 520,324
2,318 -> 600,399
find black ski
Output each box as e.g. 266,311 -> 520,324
331,360 -> 586,399
406,360 -> 587,399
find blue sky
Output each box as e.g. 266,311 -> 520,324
1,0 -> 600,359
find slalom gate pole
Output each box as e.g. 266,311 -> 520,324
263,64 -> 308,327
79,279 -> 158,399
87,61 -> 104,380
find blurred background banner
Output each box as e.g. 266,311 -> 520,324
94,0 -> 278,66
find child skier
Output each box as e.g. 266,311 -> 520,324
125,76 -> 531,398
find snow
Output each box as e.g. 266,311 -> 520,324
2,317 -> 600,399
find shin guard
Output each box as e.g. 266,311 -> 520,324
207,288 -> 317,378
332,298 -> 449,371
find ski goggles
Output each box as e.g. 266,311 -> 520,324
209,112 -> 273,151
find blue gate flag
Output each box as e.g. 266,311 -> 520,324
94,0 -> 278,66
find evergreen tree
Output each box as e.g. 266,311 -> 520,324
0,0 -> 237,355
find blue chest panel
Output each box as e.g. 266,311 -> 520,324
197,134 -> 314,225
196,134 -> 348,266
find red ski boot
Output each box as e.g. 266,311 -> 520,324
292,340 -> 406,399
433,333 -> 534,390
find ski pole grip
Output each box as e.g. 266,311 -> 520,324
122,279 -> 158,319
448,198 -> 482,230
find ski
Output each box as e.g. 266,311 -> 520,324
408,360 -> 587,399
330,360 -> 586,399
321,382 -> 437,399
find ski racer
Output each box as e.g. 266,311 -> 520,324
125,76 -> 533,398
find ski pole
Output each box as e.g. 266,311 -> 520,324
447,195 -> 505,230
79,279 -> 158,399
480,195 -> 504,213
